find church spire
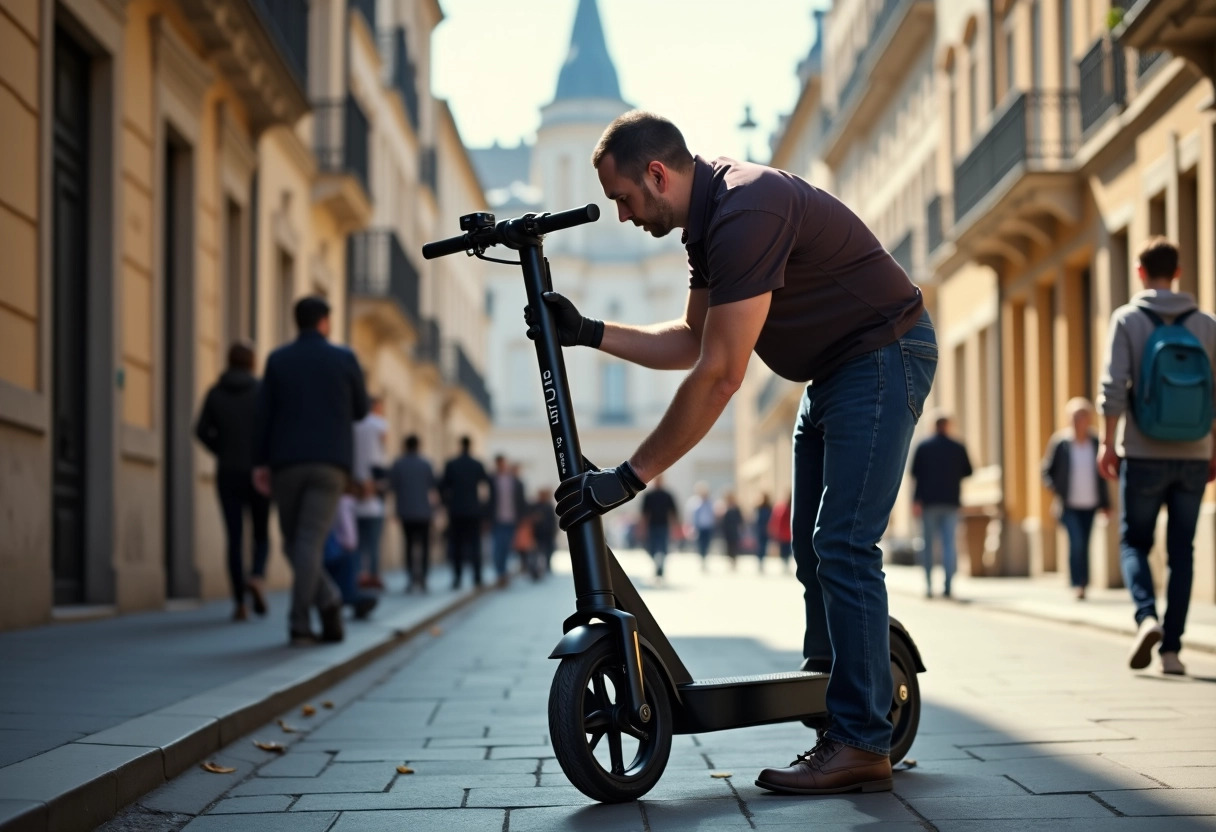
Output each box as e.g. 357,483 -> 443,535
553,0 -> 624,102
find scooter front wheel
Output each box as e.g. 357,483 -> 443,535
548,638 -> 672,802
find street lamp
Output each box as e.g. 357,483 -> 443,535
738,103 -> 757,162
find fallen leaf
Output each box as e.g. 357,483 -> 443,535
277,719 -> 299,733
710,772 -> 733,779
253,741 -> 286,754
396,765 -> 415,775
201,762 -> 236,774
428,626 -> 442,636
322,701 -> 335,709
301,704 -> 317,717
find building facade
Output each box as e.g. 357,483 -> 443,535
754,0 -> 1216,602
0,0 -> 489,630
472,0 -> 736,542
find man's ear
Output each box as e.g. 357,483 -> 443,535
648,161 -> 668,193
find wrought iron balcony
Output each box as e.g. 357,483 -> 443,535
926,195 -> 943,257
889,230 -> 914,276
350,0 -> 375,31
953,90 -> 1080,224
416,317 -> 441,366
449,343 -> 492,416
314,95 -> 371,196
1137,49 -> 1167,77
379,27 -> 420,131
1079,36 -> 1126,135
252,0 -> 308,86
349,230 -> 420,327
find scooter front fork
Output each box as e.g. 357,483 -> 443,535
562,607 -> 652,728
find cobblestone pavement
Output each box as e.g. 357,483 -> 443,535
104,550 -> 1216,831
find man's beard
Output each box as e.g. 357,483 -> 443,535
638,187 -> 675,238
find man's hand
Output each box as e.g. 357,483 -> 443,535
524,291 -> 603,348
1097,443 -> 1121,481
554,461 -> 646,531
253,466 -> 272,497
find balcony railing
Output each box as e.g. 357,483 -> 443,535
420,146 -> 438,196
314,96 -> 370,195
349,230 -> 420,326
350,0 -> 374,31
1137,49 -> 1167,78
379,27 -> 420,131
889,230 -> 914,276
452,343 -> 492,416
1079,35 -> 1126,134
926,195 -> 943,257
416,317 -> 441,365
834,0 -> 908,114
953,90 -> 1080,223
252,0 -> 308,86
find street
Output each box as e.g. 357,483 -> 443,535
107,550 -> 1216,831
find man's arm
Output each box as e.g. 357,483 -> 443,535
598,289 -> 708,371
628,292 -> 771,481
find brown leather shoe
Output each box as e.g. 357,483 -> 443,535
755,737 -> 893,795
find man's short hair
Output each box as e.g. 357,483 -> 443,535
405,434 -> 419,452
459,436 -> 471,453
294,295 -> 331,331
591,111 -> 695,183
1138,236 -> 1179,279
226,340 -> 255,371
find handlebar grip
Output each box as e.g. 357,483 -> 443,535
421,234 -> 470,260
534,203 -> 600,234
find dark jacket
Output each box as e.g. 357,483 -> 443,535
195,370 -> 260,472
440,453 -> 491,520
1042,430 -> 1110,512
254,331 -> 370,473
910,433 -> 973,507
488,472 -> 528,525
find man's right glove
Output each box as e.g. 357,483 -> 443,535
523,291 -> 604,348
554,461 -> 646,531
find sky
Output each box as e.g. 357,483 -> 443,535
431,0 -> 826,162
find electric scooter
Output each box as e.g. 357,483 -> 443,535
423,204 -> 925,803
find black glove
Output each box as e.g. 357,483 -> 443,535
554,461 -> 646,531
524,291 -> 604,348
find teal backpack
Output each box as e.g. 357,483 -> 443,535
1132,308 -> 1214,442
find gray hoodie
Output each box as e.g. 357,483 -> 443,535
1098,289 -> 1216,461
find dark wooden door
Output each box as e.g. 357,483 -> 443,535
51,28 -> 90,605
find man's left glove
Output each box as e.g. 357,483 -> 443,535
554,461 -> 647,531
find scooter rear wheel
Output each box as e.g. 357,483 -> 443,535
888,633 -> 921,765
549,638 -> 672,802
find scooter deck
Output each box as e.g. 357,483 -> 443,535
673,670 -> 829,734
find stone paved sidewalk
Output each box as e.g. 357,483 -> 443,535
0,565 -> 482,832
107,549 -> 1216,832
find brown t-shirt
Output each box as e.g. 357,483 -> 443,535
684,156 -> 924,382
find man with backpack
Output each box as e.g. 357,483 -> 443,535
1098,237 -> 1216,676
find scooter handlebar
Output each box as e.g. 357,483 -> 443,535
421,204 -> 600,260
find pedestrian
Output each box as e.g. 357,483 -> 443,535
194,340 -> 270,621
640,475 -> 678,580
769,493 -> 793,572
720,492 -> 744,570
488,456 -> 527,587
532,488 -> 558,577
754,493 -> 773,571
529,111 -> 933,793
1041,397 -> 1110,600
686,484 -> 717,571
440,436 -> 491,590
388,434 -> 437,593
322,486 -> 378,620
1097,236 -> 1216,677
352,398 -> 389,590
253,295 -> 370,646
909,414 -> 973,599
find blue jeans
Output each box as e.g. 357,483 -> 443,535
696,527 -> 714,561
793,311 -> 936,755
1060,507 -> 1096,588
356,515 -> 384,577
1119,458 -> 1207,654
646,526 -> 670,576
920,505 -> 959,595
492,522 -> 516,579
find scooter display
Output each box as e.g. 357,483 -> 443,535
423,204 -> 925,803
